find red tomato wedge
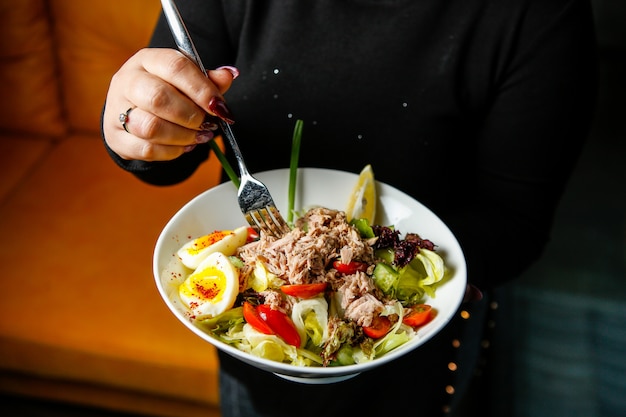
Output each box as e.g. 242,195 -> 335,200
332,260 -> 368,274
362,315 -> 392,339
246,227 -> 260,243
242,302 -> 274,335
403,304 -> 434,328
280,283 -> 327,299
257,304 -> 301,347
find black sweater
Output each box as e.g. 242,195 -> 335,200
103,1 -> 596,414
111,0 -> 596,290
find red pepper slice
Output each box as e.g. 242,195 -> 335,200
242,302 -> 274,335
402,304 -> 434,328
332,260 -> 368,275
246,227 -> 260,243
280,283 -> 327,299
257,304 -> 301,347
362,315 -> 392,339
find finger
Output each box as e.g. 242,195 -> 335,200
123,107 -> 216,157
117,132 -> 191,161
109,104 -> 215,161
104,110 -> 188,161
125,69 -> 208,130
208,66 -> 239,94
139,49 -> 229,121
121,106 -> 195,145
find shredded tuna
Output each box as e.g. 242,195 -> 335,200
260,289 -> 286,312
236,207 -> 383,326
343,293 -> 385,327
237,208 -> 374,286
338,271 -> 376,305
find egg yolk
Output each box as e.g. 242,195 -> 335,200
185,231 -> 233,256
184,267 -> 227,303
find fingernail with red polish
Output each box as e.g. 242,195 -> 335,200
215,65 -> 240,80
208,97 -> 235,124
196,130 -> 214,144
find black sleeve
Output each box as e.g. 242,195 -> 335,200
444,0 -> 598,289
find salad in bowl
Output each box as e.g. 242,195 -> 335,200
154,167 -> 466,383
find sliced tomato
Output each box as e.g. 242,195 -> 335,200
280,283 -> 327,299
362,315 -> 392,339
332,260 -> 368,275
246,227 -> 260,243
403,304 -> 434,328
257,304 -> 301,347
242,301 -> 274,335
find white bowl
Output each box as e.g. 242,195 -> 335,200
153,168 -> 467,384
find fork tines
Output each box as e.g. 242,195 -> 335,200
246,206 -> 291,238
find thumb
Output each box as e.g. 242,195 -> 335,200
208,66 -> 239,94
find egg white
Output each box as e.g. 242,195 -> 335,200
177,226 -> 248,269
178,251 -> 240,319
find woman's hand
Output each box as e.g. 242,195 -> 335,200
102,48 -> 238,161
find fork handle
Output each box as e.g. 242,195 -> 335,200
160,0 -> 207,76
160,0 -> 250,179
219,122 -> 252,179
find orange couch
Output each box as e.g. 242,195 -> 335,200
0,1 -> 224,416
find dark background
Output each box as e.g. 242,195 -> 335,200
481,1 -> 626,416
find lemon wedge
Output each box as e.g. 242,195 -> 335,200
346,164 -> 376,224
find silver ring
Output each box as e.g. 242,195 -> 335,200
119,107 -> 134,133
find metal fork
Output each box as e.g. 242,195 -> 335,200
160,0 -> 290,237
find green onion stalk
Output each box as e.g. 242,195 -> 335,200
288,119 -> 303,224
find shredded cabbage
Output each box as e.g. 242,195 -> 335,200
373,301 -> 409,356
414,248 -> 445,286
374,247 -> 446,305
247,260 -> 282,292
291,298 -> 329,347
217,323 -> 323,366
198,307 -> 244,333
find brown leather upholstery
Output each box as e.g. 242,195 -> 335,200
0,2 -> 223,416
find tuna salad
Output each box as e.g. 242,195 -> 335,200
180,207 -> 446,367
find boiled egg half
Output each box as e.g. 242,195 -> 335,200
178,251 -> 239,319
177,226 -> 248,269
